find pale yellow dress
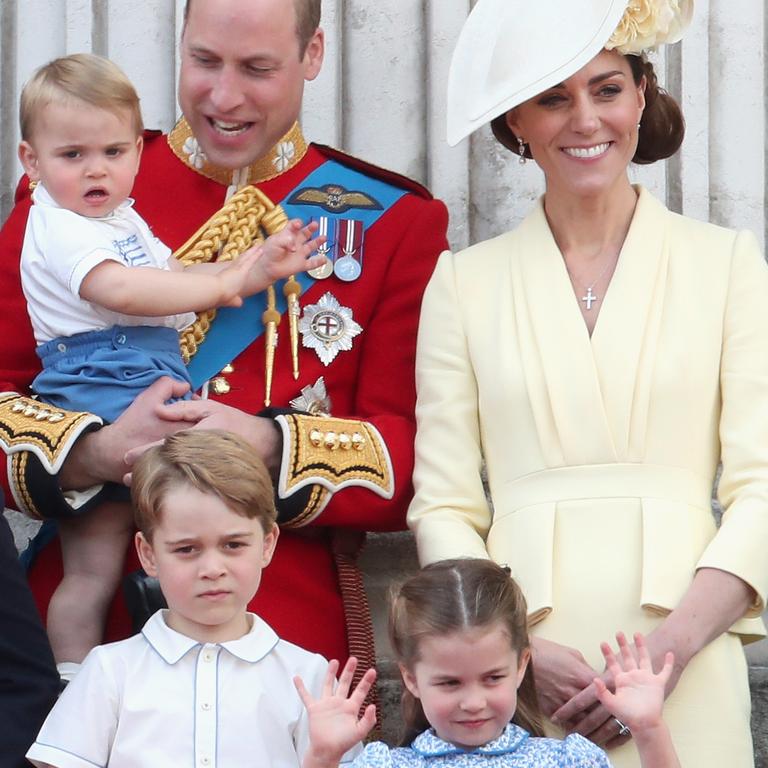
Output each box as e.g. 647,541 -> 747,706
409,188 -> 768,767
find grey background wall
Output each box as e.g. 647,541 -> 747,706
1,1 -> 766,249
2,0 -> 768,754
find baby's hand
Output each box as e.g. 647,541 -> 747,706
295,657 -> 377,768
215,248 -> 262,307
593,632 -> 672,736
260,218 -> 327,280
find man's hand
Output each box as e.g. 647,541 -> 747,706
124,398 -> 282,477
60,377 -> 191,489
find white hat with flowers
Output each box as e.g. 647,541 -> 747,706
447,0 -> 693,146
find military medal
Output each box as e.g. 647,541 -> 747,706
308,216 -> 335,280
299,292 -> 362,366
333,219 -> 364,282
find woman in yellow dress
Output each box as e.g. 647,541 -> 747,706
408,1 -> 766,766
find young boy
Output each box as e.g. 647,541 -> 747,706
16,53 -> 325,677
26,429 -> 359,768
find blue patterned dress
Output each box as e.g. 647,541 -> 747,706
352,724 -> 612,767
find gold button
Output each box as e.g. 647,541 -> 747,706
221,363 -> 235,374
309,429 -> 324,447
338,433 -> 352,450
324,431 -> 338,450
351,432 -> 366,450
210,376 -> 231,395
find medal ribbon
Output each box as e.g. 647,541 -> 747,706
186,158 -> 407,389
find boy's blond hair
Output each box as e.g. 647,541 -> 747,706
20,53 -> 143,140
131,430 -> 277,540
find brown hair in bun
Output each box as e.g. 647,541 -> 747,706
628,54 -> 685,164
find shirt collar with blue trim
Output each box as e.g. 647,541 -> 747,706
141,609 -> 280,665
411,723 -> 530,758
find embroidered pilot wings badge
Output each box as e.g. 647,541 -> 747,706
287,184 -> 383,214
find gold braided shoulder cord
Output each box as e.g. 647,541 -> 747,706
174,185 -> 289,364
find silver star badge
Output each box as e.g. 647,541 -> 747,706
289,377 -> 332,416
299,292 -> 362,366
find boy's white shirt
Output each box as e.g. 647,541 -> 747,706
21,183 -> 195,345
27,610 -> 360,768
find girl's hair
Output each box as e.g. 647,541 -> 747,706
389,558 -> 543,745
491,52 -> 685,164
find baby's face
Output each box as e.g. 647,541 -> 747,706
19,101 -> 142,218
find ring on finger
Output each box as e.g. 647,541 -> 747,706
613,717 -> 631,737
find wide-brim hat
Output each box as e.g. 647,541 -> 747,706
447,0 -> 631,147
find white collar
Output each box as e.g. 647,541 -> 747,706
141,610 -> 280,665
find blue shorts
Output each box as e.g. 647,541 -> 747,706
32,325 -> 193,424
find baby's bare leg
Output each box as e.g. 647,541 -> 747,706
47,500 -> 134,663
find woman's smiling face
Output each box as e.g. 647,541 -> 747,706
505,49 -> 645,201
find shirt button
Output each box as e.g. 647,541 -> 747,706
203,652 -> 214,662
115,333 -> 127,345
57,343 -> 67,352
201,702 -> 211,711
200,758 -> 210,766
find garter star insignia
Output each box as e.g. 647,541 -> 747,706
300,293 -> 362,366
287,184 -> 383,214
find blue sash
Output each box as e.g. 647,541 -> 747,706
186,159 -> 406,389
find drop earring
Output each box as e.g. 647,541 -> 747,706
517,136 -> 527,165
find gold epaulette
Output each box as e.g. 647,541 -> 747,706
275,413 -> 394,527
0,393 -> 102,474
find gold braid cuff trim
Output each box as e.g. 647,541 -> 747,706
280,485 -> 331,530
275,414 -> 394,516
174,186 -> 288,363
9,452 -> 40,520
0,393 -> 102,475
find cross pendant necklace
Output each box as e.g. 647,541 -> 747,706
568,253 -> 617,312
582,286 -> 598,310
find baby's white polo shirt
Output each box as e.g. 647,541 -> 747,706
27,610 -> 355,768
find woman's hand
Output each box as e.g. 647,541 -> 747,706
530,636 -> 600,718
295,657 -> 377,768
552,628 -> 685,748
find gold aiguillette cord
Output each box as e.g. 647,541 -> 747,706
283,277 -> 301,380
262,285 -> 281,406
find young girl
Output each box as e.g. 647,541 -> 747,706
296,559 -> 680,768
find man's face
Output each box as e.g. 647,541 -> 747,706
178,0 -> 324,170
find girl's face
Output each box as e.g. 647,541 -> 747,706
505,49 -> 645,202
400,623 -> 530,750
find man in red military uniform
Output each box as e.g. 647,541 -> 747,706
0,0 -> 448,667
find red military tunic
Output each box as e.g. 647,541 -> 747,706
0,121 -> 449,663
